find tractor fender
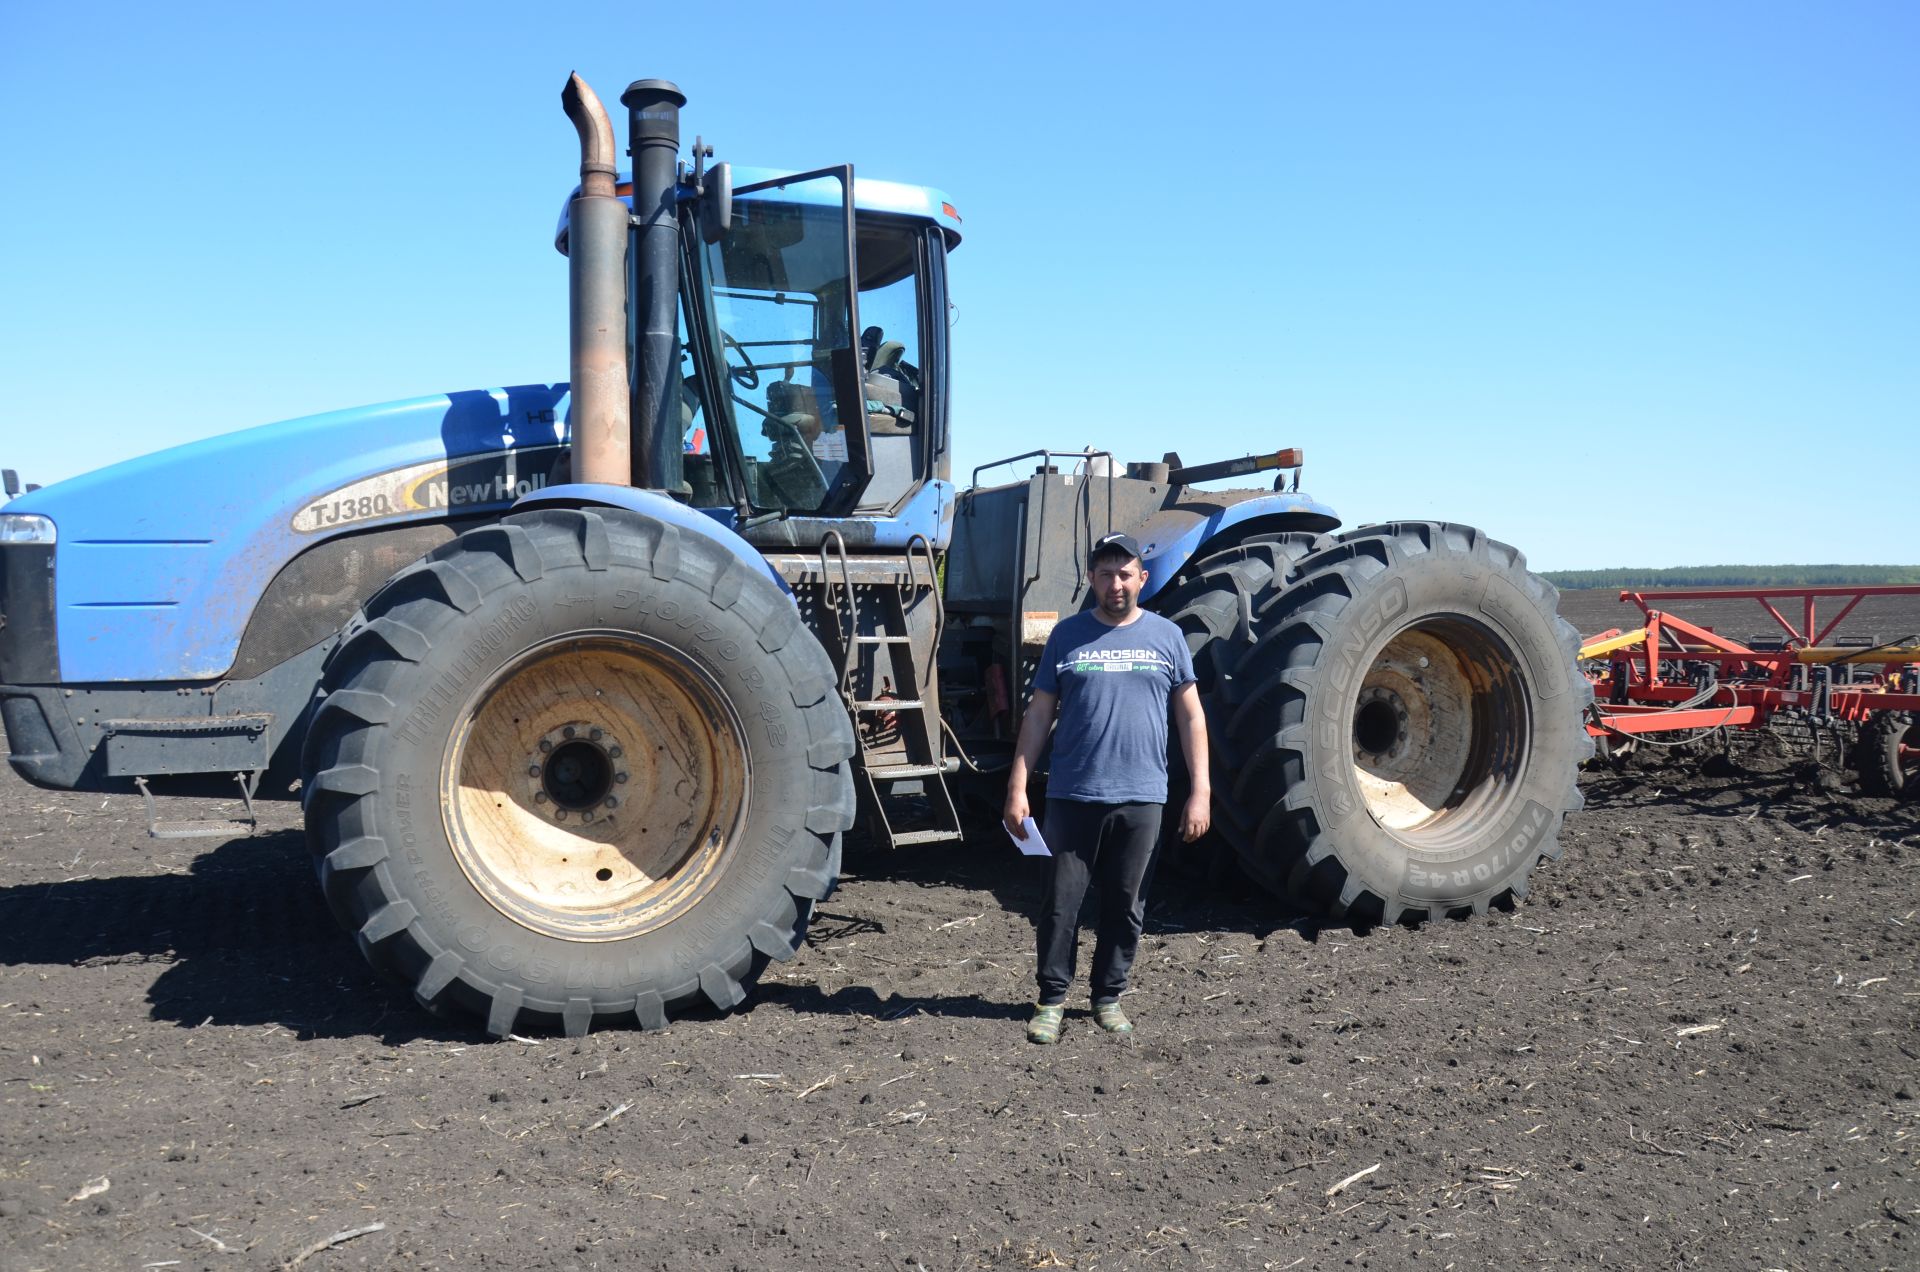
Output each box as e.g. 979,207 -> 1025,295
512,483 -> 791,595
1134,492 -> 1340,603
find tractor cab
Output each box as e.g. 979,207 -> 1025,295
555,161 -> 961,541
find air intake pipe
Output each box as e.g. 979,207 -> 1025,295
560,73 -> 630,487
620,78 -> 687,493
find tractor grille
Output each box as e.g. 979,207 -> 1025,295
0,542 -> 57,683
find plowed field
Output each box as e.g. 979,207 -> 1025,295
2,584 -> 1916,1269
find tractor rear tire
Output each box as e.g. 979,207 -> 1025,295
1861,711 -> 1918,800
1162,521 -> 1591,923
301,506 -> 855,1037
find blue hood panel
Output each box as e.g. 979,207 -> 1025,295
13,385 -> 571,682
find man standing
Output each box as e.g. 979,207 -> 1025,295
1004,532 -> 1210,1044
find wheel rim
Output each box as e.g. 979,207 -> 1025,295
1350,616 -> 1529,845
442,632 -> 750,940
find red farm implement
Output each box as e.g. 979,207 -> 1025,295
1580,585 -> 1920,800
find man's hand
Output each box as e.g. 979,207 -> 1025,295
1004,786 -> 1031,839
1004,687 -> 1057,843
1180,789 -> 1211,842
1170,682 -> 1211,842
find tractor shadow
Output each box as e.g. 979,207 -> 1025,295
756,980 -> 1031,1023
836,814 -> 1337,949
0,831 -> 469,1044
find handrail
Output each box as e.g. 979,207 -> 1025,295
817,528 -> 858,692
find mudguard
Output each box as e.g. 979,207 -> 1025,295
512,483 -> 791,593
1133,491 -> 1341,603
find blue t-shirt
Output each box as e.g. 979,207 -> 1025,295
1032,610 -> 1197,805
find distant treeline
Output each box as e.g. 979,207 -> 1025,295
1544,565 -> 1920,590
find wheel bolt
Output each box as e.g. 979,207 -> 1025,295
538,739 -> 553,753
608,746 -> 623,759
527,765 -> 540,777
534,791 -> 548,804
615,772 -> 628,784
554,809 -> 567,821
604,796 -> 618,809
581,811 -> 594,823
563,726 -> 576,739
589,727 -> 603,741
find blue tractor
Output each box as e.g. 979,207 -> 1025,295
0,76 -> 1590,1036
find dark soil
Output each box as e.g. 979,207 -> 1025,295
4,633 -> 1919,1269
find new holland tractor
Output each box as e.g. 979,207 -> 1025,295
0,76 -> 1591,1037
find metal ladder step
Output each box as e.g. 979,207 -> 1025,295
890,828 -> 964,846
854,634 -> 913,645
852,698 -> 924,712
135,774 -> 259,841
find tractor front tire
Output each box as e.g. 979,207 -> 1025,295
301,507 -> 855,1037
1164,521 -> 1591,923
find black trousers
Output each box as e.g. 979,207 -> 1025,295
1035,798 -> 1162,1005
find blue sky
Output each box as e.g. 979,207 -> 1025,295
1,3 -> 1913,569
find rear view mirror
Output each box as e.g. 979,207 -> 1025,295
2,470 -> 17,497
700,162 -> 732,244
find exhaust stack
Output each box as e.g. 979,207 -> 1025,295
561,73 -> 631,487
620,78 -> 687,493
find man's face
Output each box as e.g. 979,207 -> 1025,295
1091,554 -> 1147,619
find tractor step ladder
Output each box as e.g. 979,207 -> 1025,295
819,531 -> 963,850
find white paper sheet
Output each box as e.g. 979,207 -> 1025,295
1005,816 -> 1051,857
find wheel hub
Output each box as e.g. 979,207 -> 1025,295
443,633 -> 750,940
1350,618 -> 1528,843
527,725 -> 628,823
1353,687 -> 1411,760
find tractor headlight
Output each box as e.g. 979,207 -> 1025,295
0,513 -> 55,544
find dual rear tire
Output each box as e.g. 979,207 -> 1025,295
1159,522 -> 1592,923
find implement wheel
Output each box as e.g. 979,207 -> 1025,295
1862,711 -> 1919,800
1161,521 -> 1591,923
301,507 -> 854,1037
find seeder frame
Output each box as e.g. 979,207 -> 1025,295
1580,584 -> 1920,741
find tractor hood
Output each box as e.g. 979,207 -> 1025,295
10,385 -> 572,682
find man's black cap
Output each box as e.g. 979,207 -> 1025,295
1090,532 -> 1142,564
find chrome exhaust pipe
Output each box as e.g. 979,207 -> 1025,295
561,73 -> 630,487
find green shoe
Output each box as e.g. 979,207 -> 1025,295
1027,1003 -> 1065,1045
1092,1001 -> 1133,1034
